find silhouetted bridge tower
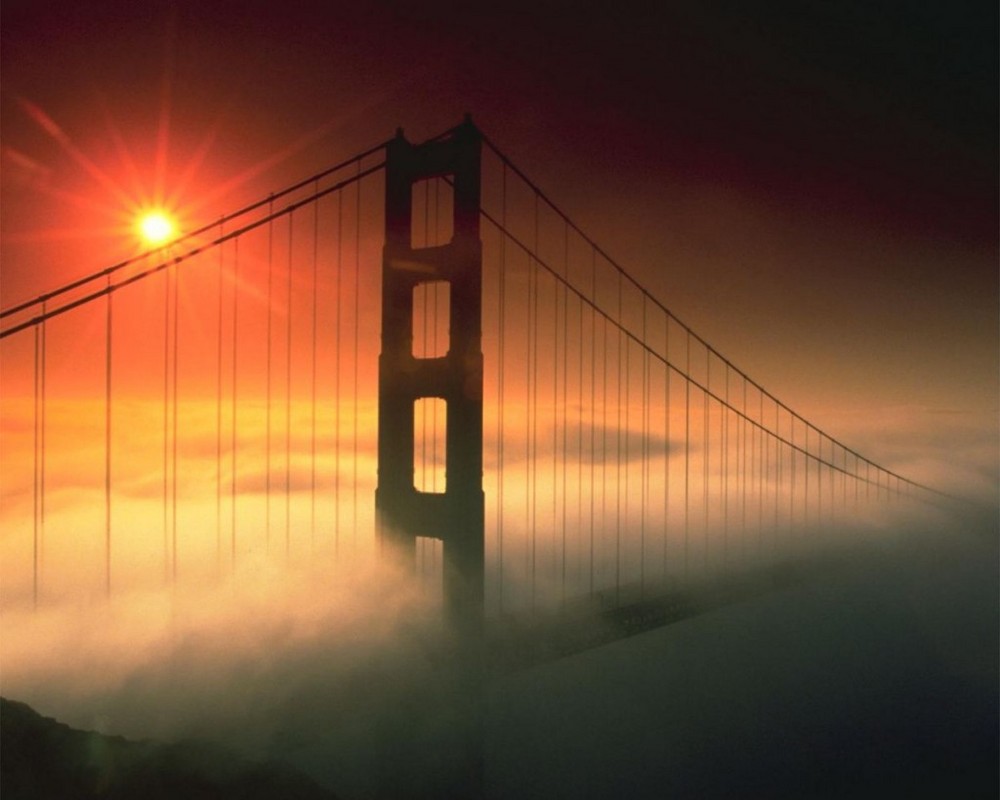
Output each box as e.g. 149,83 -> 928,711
376,118 -> 485,637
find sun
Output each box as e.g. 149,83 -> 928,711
137,211 -> 176,246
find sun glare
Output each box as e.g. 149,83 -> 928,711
138,211 -> 175,246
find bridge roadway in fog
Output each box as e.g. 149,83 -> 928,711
485,551 -> 828,674
486,519 -> 998,799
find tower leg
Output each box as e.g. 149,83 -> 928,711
374,118 -> 485,798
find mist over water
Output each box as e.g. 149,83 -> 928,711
2,502 -> 996,798
489,503 -> 999,798
0,549 -> 468,798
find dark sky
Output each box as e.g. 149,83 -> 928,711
4,2 -> 995,245
2,0 -> 997,493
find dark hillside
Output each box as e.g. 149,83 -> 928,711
0,697 -> 340,800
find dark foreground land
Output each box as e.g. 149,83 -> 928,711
0,697 -> 339,800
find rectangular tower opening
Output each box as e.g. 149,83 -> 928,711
414,397 -> 447,493
412,280 -> 450,359
410,176 -> 454,249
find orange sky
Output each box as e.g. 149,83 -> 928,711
1,2 -> 996,605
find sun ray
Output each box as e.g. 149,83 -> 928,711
26,182 -> 131,222
93,89 -> 146,204
185,116 -> 350,217
16,97 -> 136,211
181,77 -> 405,219
166,112 -> 228,209
153,7 -> 179,206
4,225 -> 132,245
2,147 -> 46,173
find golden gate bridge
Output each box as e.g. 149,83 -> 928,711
1,116 -> 948,624
0,115 -> 965,798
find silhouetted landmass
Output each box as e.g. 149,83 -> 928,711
0,697 -> 341,800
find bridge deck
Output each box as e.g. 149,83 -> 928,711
486,556 -> 833,674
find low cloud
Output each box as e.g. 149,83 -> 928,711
0,550 -> 477,798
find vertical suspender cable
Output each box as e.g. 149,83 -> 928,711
829,443 -> 835,521
757,392 -> 771,557
551,237 -> 559,597
750,390 -> 757,555
640,298 -> 648,595
163,265 -> 170,582
773,402 -> 779,543
719,380 -> 725,560
835,443 -> 841,519
496,165 -> 507,610
801,421 -> 808,532
39,311 -> 46,596
576,264 -> 593,592
353,170 -> 361,538
790,417 -> 796,538
334,192 -> 342,554
600,311 -> 609,596
266,197 -> 274,553
817,433 -> 823,523
703,350 -> 709,571
589,248 -> 597,596
615,269 -> 623,605
723,364 -> 729,572
286,211 -> 294,560
854,453 -> 859,507
216,220 -> 224,573
577,265 -> 585,597
830,441 -> 836,512
311,182 -> 319,551
231,238 -> 239,570
757,391 -> 764,554
843,447 -> 849,512
627,322 -> 635,594
744,381 -> 751,562
530,195 -> 539,609
684,333 -> 691,581
663,319 -> 670,578
33,323 -> 40,608
171,254 -> 179,582
105,276 -> 113,598
822,432 -> 828,523
561,224 -> 569,603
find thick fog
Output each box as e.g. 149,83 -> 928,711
1,503 -> 996,798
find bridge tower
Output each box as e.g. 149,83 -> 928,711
376,118 -> 484,636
